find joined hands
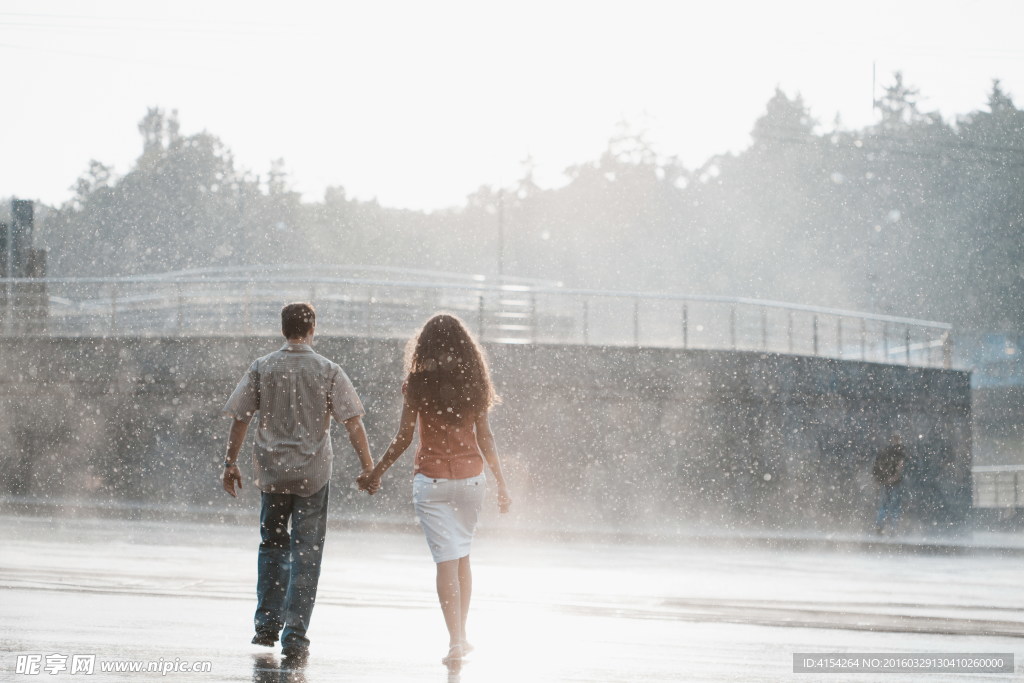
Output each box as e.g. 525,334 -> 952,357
357,470 -> 381,495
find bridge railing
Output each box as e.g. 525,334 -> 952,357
0,275 -> 953,367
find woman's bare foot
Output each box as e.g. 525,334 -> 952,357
461,641 -> 474,655
441,644 -> 464,666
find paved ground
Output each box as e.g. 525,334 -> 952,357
1,514 -> 1022,682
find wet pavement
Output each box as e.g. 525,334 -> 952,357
1,514 -> 1022,682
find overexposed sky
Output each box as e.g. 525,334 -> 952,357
2,0 -> 1022,209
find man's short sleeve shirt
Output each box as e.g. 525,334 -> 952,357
223,342 -> 364,496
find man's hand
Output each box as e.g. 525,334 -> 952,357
223,419 -> 249,498
223,464 -> 243,497
357,470 -> 380,495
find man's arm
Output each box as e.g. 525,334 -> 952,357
222,418 -> 249,497
889,454 -> 906,484
344,415 -> 374,475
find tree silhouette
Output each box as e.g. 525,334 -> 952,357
34,83 -> 1024,334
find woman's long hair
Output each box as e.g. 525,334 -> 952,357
405,313 -> 498,423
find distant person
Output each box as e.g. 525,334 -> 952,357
872,433 -> 907,534
222,302 -> 373,661
357,313 -> 512,667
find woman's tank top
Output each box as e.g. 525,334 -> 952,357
404,382 -> 484,479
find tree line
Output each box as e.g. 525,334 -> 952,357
26,73 -> 1024,333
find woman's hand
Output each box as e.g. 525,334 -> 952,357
497,486 -> 512,513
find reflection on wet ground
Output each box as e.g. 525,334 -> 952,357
1,515 -> 1021,681
252,653 -> 307,683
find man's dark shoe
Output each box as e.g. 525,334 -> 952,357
251,633 -> 277,647
281,645 -> 309,666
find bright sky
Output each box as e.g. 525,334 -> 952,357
2,0 -> 1022,210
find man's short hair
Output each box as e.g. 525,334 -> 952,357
282,302 -> 316,339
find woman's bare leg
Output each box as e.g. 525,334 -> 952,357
436,559 -> 463,652
458,555 -> 473,650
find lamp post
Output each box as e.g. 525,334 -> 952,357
497,187 -> 505,284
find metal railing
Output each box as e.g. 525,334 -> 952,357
973,465 -> 1024,508
0,267 -> 953,368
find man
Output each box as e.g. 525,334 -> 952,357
872,433 -> 907,535
222,302 -> 373,659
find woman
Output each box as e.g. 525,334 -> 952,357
358,313 -> 512,666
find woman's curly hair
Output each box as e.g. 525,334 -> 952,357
404,313 -> 498,423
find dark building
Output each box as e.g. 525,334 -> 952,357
1,199 -> 48,332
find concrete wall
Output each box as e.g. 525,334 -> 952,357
0,336 -> 972,534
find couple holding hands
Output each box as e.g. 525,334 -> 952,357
222,303 -> 511,667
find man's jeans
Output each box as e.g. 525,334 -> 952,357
875,482 -> 903,530
255,482 -> 329,649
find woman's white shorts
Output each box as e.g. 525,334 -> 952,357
412,473 -> 486,563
